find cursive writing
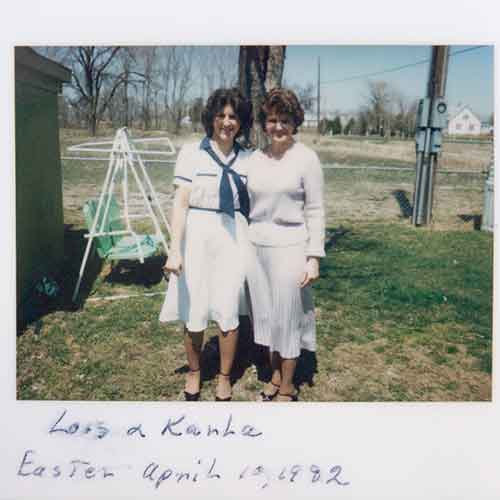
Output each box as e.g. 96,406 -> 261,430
17,450 -> 116,480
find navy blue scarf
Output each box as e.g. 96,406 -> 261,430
200,137 -> 249,219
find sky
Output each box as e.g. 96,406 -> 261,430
283,45 -> 494,121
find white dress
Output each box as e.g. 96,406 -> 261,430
159,138 -> 251,332
246,143 -> 325,358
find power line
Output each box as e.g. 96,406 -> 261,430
321,45 -> 488,86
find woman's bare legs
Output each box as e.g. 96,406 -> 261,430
278,357 -> 298,399
184,328 -> 204,395
261,350 -> 282,398
217,327 -> 239,400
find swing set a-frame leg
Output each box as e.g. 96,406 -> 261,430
72,235 -> 95,302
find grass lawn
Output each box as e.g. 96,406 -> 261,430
16,129 -> 493,402
17,222 -> 492,402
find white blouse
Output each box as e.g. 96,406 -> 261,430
173,139 -> 251,211
247,142 -> 326,257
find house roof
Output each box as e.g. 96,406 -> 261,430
447,104 -> 479,122
15,47 -> 71,92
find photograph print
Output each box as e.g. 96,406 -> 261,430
15,44 -> 494,402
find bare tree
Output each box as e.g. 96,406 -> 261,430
365,80 -> 391,136
195,47 -> 239,98
113,47 -> 145,128
188,97 -> 204,132
67,46 -> 127,135
354,107 -> 370,136
133,47 -> 160,130
159,47 -> 194,133
238,45 -> 286,147
292,82 -> 315,113
392,91 -> 419,138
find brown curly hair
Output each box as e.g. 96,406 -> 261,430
258,87 -> 305,134
201,88 -> 253,139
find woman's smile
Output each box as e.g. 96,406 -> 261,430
265,112 -> 294,146
213,104 -> 240,146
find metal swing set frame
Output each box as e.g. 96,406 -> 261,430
69,127 -> 175,302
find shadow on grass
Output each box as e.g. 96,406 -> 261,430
458,214 -> 482,230
17,224 -> 167,335
325,226 -> 351,252
17,225 -> 103,334
104,255 -> 166,288
392,189 -> 413,218
173,316 -> 318,392
198,317 -> 263,384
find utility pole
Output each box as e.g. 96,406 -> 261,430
317,56 -> 321,134
412,46 -> 449,226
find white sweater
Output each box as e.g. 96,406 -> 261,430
247,142 -> 326,257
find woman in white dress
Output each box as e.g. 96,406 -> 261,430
247,88 -> 325,402
160,88 -> 252,401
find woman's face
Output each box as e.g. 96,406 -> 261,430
212,104 -> 240,145
264,110 -> 295,145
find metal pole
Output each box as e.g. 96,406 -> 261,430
426,46 -> 449,224
413,46 -> 449,226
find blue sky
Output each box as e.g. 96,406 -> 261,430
283,45 -> 494,120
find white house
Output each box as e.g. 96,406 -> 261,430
447,105 -> 482,136
181,115 -> 192,127
303,109 -> 351,130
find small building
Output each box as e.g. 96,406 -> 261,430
303,111 -> 319,129
447,105 -> 482,136
15,47 -> 71,320
181,115 -> 192,127
303,110 -> 339,129
480,123 -> 494,136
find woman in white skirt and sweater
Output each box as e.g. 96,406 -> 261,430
247,88 -> 325,402
160,88 -> 252,401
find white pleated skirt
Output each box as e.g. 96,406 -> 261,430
159,209 -> 250,332
247,242 -> 316,359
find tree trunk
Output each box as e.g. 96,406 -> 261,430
88,97 -> 98,136
88,115 -> 97,136
238,45 -> 286,149
123,77 -> 130,127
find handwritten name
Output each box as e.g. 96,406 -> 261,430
14,411 -> 350,491
48,410 -> 262,440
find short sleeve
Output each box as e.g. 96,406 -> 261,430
173,144 -> 195,187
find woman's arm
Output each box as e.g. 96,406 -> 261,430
164,185 -> 191,276
300,152 -> 325,288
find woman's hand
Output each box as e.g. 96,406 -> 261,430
299,257 -> 320,288
163,253 -> 183,277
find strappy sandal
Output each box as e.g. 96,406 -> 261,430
259,382 -> 280,402
215,372 -> 232,402
184,369 -> 201,401
276,391 -> 299,402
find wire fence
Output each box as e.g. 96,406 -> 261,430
61,133 -> 493,232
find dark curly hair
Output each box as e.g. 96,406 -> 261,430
258,87 -> 305,134
201,88 -> 253,140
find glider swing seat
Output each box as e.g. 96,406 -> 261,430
82,195 -> 160,261
70,127 -> 175,302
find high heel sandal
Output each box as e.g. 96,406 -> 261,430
259,381 -> 280,402
276,390 -> 299,402
215,372 -> 232,402
184,369 -> 201,401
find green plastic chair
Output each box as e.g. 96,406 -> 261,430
83,195 -> 161,261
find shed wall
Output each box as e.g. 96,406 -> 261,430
16,80 -> 64,307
